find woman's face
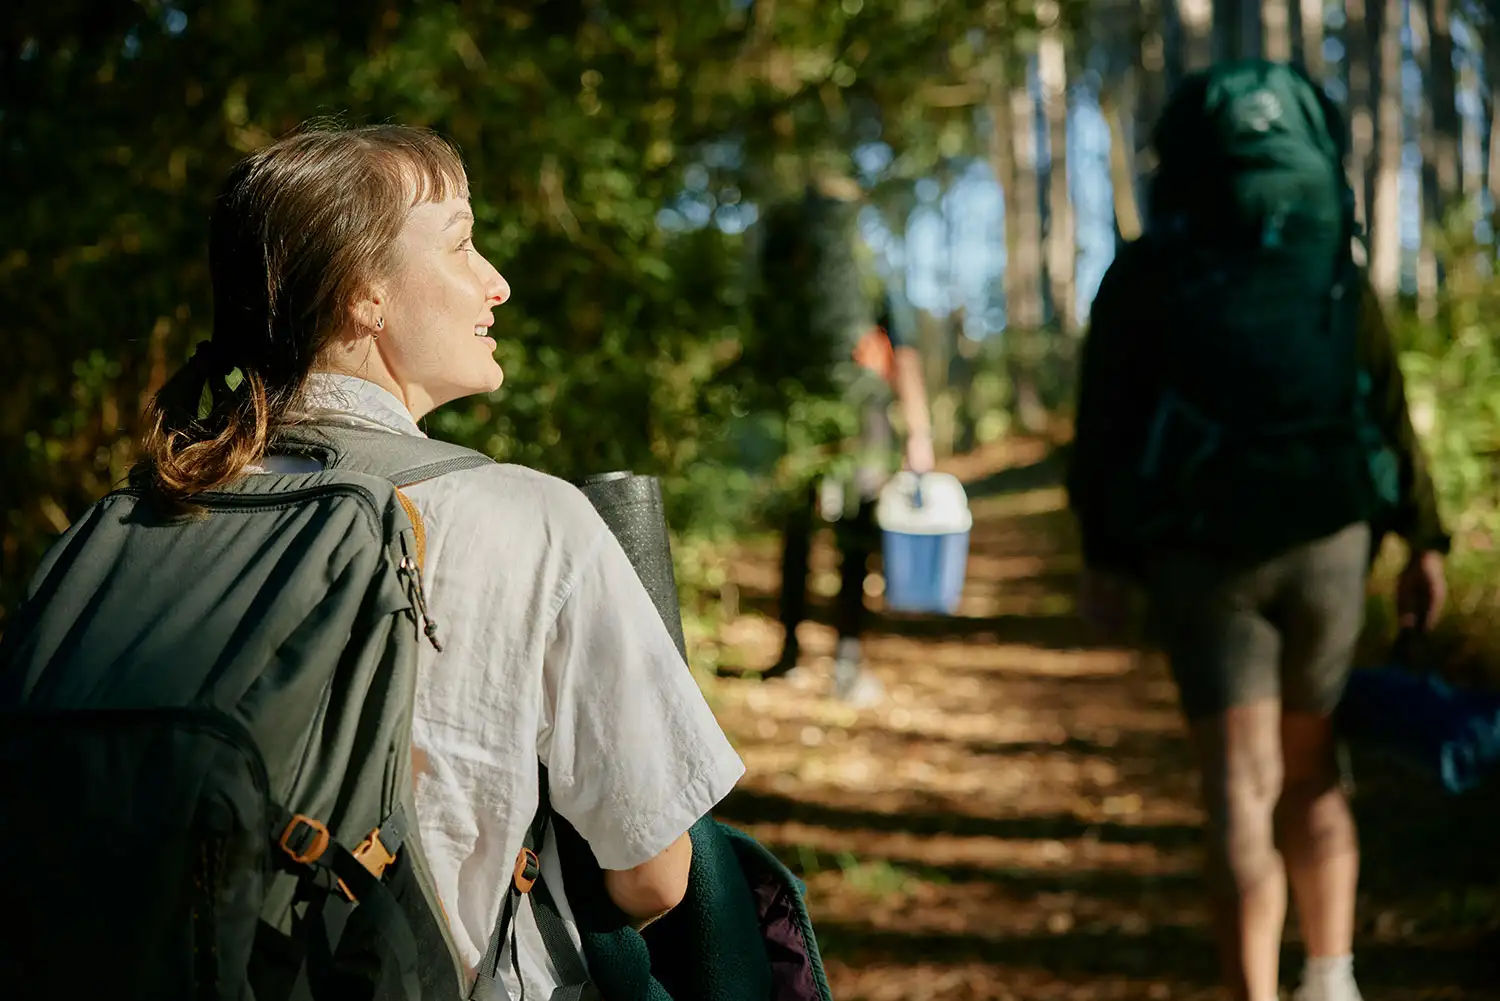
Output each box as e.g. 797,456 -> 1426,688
378,194 -> 510,415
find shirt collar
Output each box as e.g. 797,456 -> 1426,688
299,373 -> 426,438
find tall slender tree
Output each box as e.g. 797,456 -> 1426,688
1266,0 -> 1295,60
1095,0 -> 1145,241
1369,0 -> 1405,301
1214,0 -> 1265,60
1460,53 -> 1484,200
1295,0 -> 1326,80
1180,0 -> 1215,71
1039,0 -> 1076,333
1346,0 -> 1377,238
1419,0 -> 1462,214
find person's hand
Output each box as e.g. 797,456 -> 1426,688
1079,568 -> 1135,639
904,430 -> 935,474
1396,548 -> 1447,633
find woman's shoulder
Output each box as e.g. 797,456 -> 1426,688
407,460 -> 610,556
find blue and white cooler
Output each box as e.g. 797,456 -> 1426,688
876,470 -> 973,615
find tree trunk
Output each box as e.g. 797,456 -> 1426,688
1489,33 -> 1500,204
1009,73 -> 1045,333
1098,0 -> 1145,242
1345,0 -> 1375,240
991,54 -> 1046,432
1367,0 -> 1403,302
1039,5 -> 1075,333
1410,0 -> 1437,319
1214,0 -> 1264,61
1460,55 -> 1483,201
1179,0 -> 1214,72
1293,0 -> 1326,80
1411,0 -> 1455,318
1344,0 -> 1368,255
1417,0 -> 1460,218
1264,0 -> 1293,61
1159,0 -> 1184,89
1102,89 -> 1143,241
1491,96 -> 1500,212
1134,0 -> 1172,220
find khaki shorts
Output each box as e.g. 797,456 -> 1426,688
1144,522 -> 1371,720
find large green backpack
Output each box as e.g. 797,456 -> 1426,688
0,426 -> 544,1000
1079,60 -> 1388,566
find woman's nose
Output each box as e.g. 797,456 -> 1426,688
489,270 -> 511,306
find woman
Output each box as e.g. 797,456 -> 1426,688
145,123 -> 745,997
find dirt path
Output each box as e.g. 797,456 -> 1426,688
703,440 -> 1499,1001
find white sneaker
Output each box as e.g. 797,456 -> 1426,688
834,662 -> 885,707
1293,963 -> 1363,1001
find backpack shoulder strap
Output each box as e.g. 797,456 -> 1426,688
275,422 -> 495,487
274,423 -> 495,569
469,764 -> 594,1001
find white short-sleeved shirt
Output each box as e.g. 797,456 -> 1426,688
254,374 -> 745,999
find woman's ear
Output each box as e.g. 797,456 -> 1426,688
348,284 -> 388,337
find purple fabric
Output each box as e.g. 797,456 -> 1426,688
752,870 -> 820,1001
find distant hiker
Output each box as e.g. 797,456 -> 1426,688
0,122 -> 744,1000
1067,62 -> 1449,1001
752,176 -> 934,705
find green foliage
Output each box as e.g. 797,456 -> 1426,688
1,0 -> 1054,626
1394,211 -> 1500,548
1359,208 -> 1500,686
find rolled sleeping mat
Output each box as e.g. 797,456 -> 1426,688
574,471 -> 688,661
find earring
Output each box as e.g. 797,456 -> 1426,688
375,317 -> 384,331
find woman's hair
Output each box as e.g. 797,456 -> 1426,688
139,121 -> 468,512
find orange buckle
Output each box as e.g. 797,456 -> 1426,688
335,827 -> 399,902
513,847 -> 540,894
352,827 -> 397,879
279,815 -> 330,865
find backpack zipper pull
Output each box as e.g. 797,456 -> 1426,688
398,536 -> 444,652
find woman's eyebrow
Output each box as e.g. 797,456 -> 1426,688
443,209 -> 474,230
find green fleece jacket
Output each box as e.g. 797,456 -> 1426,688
551,812 -> 833,1001
1068,250 -> 1450,573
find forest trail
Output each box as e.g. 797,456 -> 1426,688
706,438 -> 1499,1001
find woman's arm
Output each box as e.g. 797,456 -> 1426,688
538,503 -> 744,928
891,346 -> 934,472
604,831 -> 693,928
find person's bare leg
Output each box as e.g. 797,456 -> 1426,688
1275,522 -> 1369,1001
1189,698 -> 1287,1001
1278,714 -> 1360,977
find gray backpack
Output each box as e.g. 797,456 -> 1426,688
0,425 -> 582,1001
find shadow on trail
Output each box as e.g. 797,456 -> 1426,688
812,923 -> 1495,992
960,446 -> 1073,501
1349,746 -> 1500,896
725,590 -> 1103,650
758,843 -> 1204,900
706,439 -> 1500,999
844,728 -> 1189,765
717,787 -> 1203,849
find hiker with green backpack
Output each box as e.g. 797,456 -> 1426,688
0,123 -> 838,1001
1067,63 -> 1449,1001
750,177 -> 935,705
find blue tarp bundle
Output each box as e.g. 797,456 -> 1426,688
1336,654 -> 1500,795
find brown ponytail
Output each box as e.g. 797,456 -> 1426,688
138,349 -> 273,514
137,121 -> 469,513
